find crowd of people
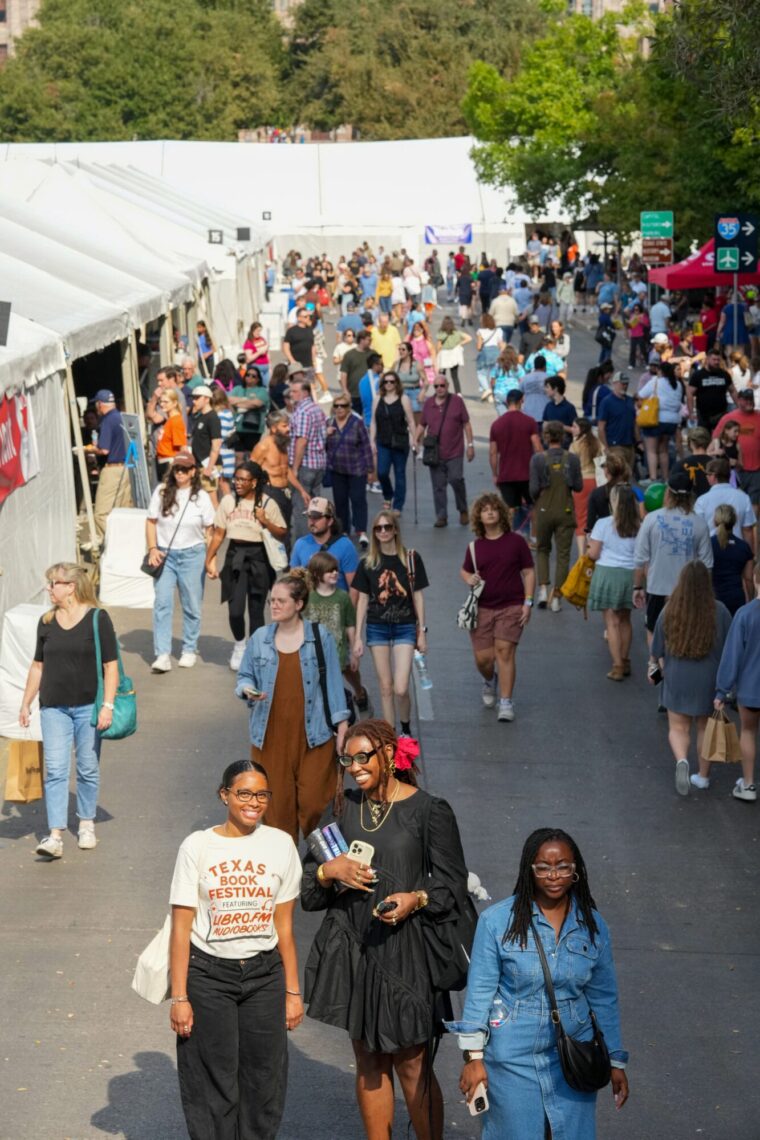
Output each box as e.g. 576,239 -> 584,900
20,237 -> 760,1139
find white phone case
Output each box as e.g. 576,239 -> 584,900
347,840 -> 375,864
468,1082 -> 489,1116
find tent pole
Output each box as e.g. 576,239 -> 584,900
65,363 -> 99,554
128,335 -> 146,443
161,309 -> 173,365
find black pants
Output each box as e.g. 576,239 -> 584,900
178,945 -> 287,1140
222,541 -> 272,641
332,470 -> 368,534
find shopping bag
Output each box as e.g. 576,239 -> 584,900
701,710 -> 742,763
4,740 -> 44,803
132,914 -> 172,1003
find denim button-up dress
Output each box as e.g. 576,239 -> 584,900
448,895 -> 628,1140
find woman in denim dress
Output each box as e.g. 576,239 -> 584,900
451,828 -> 629,1138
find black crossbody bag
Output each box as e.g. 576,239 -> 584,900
311,621 -> 356,729
422,395 -> 451,468
530,920 -> 611,1093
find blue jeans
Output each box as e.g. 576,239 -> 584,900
153,543 -> 206,656
40,705 -> 101,829
376,445 -> 408,511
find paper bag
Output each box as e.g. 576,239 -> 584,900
701,710 -> 742,764
4,739 -> 44,802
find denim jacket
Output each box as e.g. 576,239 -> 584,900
235,621 -> 350,749
448,895 -> 628,1066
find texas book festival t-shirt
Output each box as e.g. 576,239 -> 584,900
170,825 -> 302,959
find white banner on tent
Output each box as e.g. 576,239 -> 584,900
424,224 -> 472,245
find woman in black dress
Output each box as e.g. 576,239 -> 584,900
302,719 -> 470,1140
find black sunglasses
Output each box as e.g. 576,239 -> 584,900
337,747 -> 379,769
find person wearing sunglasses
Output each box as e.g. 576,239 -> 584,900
290,497 -> 360,593
301,720 -> 470,1140
415,374 -> 474,528
168,758 -> 303,1140
145,454 -> 215,673
452,827 -> 629,1136
325,397 -> 374,547
352,511 -> 429,735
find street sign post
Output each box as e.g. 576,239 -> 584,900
641,212 -> 674,268
714,212 -> 759,346
642,238 -> 673,265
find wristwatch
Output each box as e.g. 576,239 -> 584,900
420,625 -> 428,633
103,701 -> 115,711
524,598 -> 534,608
463,1050 -> 484,1063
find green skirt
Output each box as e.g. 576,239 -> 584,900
588,564 -> 633,611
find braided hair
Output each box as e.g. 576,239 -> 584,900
503,828 -> 599,949
334,718 -> 419,819
233,460 -> 265,508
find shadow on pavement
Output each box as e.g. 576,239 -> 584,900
90,1051 -> 186,1139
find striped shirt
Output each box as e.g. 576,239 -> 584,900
216,408 -> 236,478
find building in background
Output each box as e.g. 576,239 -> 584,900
0,0 -> 40,61
271,0 -> 302,26
567,0 -> 668,14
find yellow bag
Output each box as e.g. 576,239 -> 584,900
560,555 -> 595,615
701,710 -> 742,763
636,378 -> 659,428
4,740 -> 44,802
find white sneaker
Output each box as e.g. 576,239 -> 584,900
482,678 -> 497,708
550,595 -> 561,613
229,641 -> 246,671
178,652 -> 197,668
357,532 -> 369,549
675,758 -> 690,796
690,774 -> 710,790
318,391 -> 333,403
498,699 -> 515,722
369,482 -> 383,494
78,824 -> 97,850
151,654 -> 172,673
537,585 -> 548,609
733,779 -> 757,802
36,835 -> 63,859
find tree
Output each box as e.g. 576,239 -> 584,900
0,0 -> 285,141
283,0 -> 545,140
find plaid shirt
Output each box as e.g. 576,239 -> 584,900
325,412 -> 374,477
288,396 -> 327,469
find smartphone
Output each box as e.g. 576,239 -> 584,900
375,899 -> 397,915
468,1082 -> 489,1116
347,840 -> 375,864
647,662 -> 663,686
243,686 -> 264,700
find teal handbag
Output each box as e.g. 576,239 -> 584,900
90,610 -> 137,740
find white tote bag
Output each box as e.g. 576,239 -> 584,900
262,496 -> 288,572
457,542 -> 485,631
132,914 -> 172,1004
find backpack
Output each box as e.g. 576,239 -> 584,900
560,554 -> 595,616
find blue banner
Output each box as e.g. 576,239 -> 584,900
424,224 -> 472,245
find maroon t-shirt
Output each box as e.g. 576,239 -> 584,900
420,394 -> 470,461
463,532 -> 534,609
489,410 -> 538,483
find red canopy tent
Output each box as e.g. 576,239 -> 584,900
649,239 -> 760,289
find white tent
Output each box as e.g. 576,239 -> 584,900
0,314 -> 76,619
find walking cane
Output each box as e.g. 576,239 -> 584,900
412,446 -> 418,526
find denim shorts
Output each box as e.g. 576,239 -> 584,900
366,621 -> 417,646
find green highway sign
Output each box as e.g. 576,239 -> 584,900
716,247 -> 740,272
640,211 -> 674,239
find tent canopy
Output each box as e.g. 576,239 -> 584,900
0,313 -> 66,396
649,239 -> 760,289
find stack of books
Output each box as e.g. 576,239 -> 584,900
306,823 -> 349,863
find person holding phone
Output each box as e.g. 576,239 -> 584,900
169,758 -> 302,1140
453,828 -> 629,1138
301,719 -> 470,1140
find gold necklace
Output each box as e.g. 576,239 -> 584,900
361,780 -> 400,833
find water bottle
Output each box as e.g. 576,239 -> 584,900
489,996 -> 509,1029
414,651 -> 433,690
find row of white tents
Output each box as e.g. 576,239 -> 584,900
0,155 -> 268,620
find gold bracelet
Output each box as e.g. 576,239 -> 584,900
414,890 -> 429,911
316,863 -> 328,886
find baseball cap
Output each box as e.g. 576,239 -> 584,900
652,333 -> 669,346
93,389 -> 116,404
304,497 -> 334,517
191,385 -> 213,398
171,452 -> 197,469
738,388 -> 755,400
287,363 -> 305,378
668,471 -> 693,495
611,371 -> 630,386
529,314 -> 541,325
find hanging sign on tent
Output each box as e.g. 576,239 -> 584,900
424,224 -> 472,245
0,390 -> 40,507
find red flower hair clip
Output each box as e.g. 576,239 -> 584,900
394,736 -> 420,770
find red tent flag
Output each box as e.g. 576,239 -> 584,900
649,239 -> 760,289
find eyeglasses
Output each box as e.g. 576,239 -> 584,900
374,523 -> 395,533
333,402 -> 349,409
433,384 -> 448,389
226,788 -> 273,804
233,475 -> 253,483
383,380 -> 397,386
46,580 -> 71,589
337,747 -> 379,769
307,512 -> 328,520
531,862 -> 576,879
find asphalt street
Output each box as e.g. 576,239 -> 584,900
0,303 -> 757,1140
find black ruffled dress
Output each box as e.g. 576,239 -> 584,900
302,788 -> 469,1053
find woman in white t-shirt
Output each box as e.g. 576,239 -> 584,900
636,361 -> 684,482
587,484 -> 641,681
169,757 -> 303,1140
145,453 -> 215,673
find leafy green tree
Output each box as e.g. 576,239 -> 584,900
283,0 -> 545,140
0,0 -> 284,141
